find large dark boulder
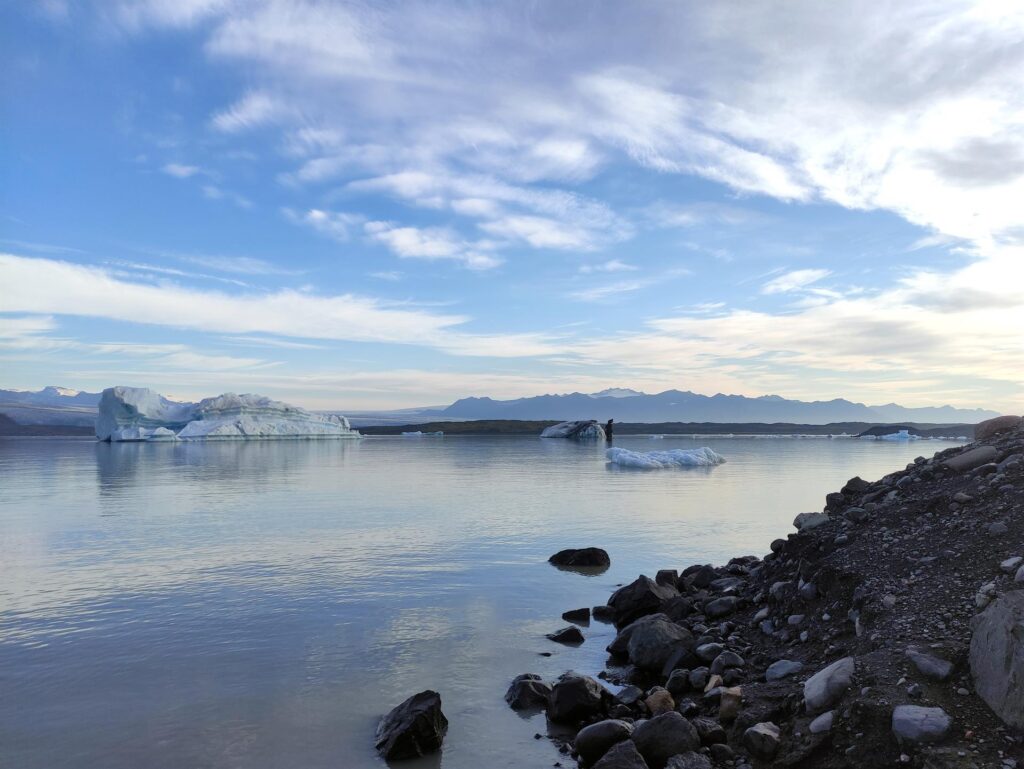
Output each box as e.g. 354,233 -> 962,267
549,548 -> 611,568
574,719 -> 634,764
609,576 -> 678,626
607,613 -> 671,657
627,617 -> 694,673
548,673 -> 609,724
592,739 -> 650,769
505,674 -> 552,710
374,690 -> 448,760
970,591 -> 1024,728
630,711 -> 700,769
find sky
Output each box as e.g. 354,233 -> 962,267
1,0 -> 1023,412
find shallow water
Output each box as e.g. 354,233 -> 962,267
0,435 -> 957,768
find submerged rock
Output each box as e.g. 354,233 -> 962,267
374,690 -> 448,760
549,548 -> 611,568
547,625 -> 585,644
504,674 -> 551,710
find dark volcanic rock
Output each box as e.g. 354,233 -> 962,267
630,711 -> 700,769
549,548 -> 611,568
591,739 -> 649,769
374,690 -> 448,760
609,576 -> 678,626
504,674 -> 551,710
626,616 -> 694,672
548,673 -> 608,724
563,607 -> 591,624
575,719 -> 634,764
664,753 -> 710,769
547,626 -> 585,645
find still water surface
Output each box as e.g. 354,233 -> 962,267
0,435 -> 957,768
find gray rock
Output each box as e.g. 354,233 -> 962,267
970,590 -> 1024,728
563,607 -> 591,623
547,626 -> 585,644
592,739 -> 650,769
765,659 -> 804,681
630,711 -> 700,769
374,690 -> 449,760
690,716 -> 726,745
803,656 -> 855,714
628,617 -> 694,672
845,506 -> 869,523
944,445 -> 998,472
609,576 -> 679,626
666,669 -> 690,696
575,719 -> 635,765
695,643 -> 724,662
704,596 -> 738,618
988,522 -> 1009,535
504,674 -> 552,710
688,667 -> 710,690
616,685 -> 645,706
891,705 -> 952,743
548,674 -> 608,724
665,753 -> 711,769
608,613 -> 671,657
710,651 -> 744,675
656,569 -> 679,587
742,721 -> 780,760
906,648 -> 954,681
793,512 -> 829,531
1000,556 -> 1023,574
708,743 -> 734,763
808,710 -> 834,734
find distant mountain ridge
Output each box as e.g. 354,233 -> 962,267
436,389 -> 999,424
0,386 -> 102,427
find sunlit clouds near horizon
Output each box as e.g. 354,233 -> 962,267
2,1 -> 1023,411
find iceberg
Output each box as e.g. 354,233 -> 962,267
878,429 -> 918,441
540,420 -> 606,440
606,446 -> 726,469
95,386 -> 360,442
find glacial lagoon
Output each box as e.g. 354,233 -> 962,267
0,434 -> 960,768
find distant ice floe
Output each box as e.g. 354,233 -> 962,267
606,446 -> 726,469
96,386 -> 360,442
401,431 -> 444,437
540,420 -> 606,440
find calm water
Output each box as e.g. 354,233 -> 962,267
0,435 -> 957,768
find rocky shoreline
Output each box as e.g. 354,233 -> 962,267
507,416 -> 1024,769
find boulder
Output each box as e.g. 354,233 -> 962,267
505,674 -> 552,710
627,617 -> 694,672
374,690 -> 448,760
793,512 -> 830,531
742,721 -> 780,760
892,705 -> 952,743
608,613 -> 671,657
575,719 -> 634,765
975,415 -> 1022,441
691,716 -> 726,745
906,648 -> 954,681
841,476 -> 871,495
803,657 -> 855,714
944,445 -> 998,472
547,626 -> 585,644
970,591 -> 1024,728
645,689 -> 675,715
665,753 -> 711,769
703,596 -> 738,619
548,673 -> 609,724
630,712 -> 700,769
592,740 -> 650,769
549,547 -> 611,568
609,576 -> 678,626
563,607 -> 592,623
809,710 -> 834,734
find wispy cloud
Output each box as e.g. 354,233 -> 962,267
761,269 -> 831,295
364,222 -> 502,270
580,259 -> 638,274
161,162 -> 201,178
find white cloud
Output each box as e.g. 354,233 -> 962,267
363,222 -> 502,270
210,91 -> 283,133
0,253 -> 555,357
285,208 -> 363,241
161,163 -> 201,178
580,259 -> 638,274
762,269 -> 831,295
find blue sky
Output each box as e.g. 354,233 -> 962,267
2,1 -> 1022,411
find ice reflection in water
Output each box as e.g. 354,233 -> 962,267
0,435 -> 958,768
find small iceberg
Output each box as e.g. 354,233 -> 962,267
401,431 -> 444,437
606,446 -> 726,469
540,420 -> 606,440
878,429 -> 918,441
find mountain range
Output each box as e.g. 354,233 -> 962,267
0,386 -> 1001,430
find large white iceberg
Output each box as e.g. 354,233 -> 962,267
96,386 -> 360,442
540,420 -> 606,440
606,446 -> 726,469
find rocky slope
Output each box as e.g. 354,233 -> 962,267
510,416 -> 1024,769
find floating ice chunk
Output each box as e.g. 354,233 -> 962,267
96,386 -> 359,442
878,430 -> 918,441
606,446 -> 726,469
401,431 -> 443,437
540,420 -> 606,440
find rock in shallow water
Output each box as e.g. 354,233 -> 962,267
547,625 -> 585,644
549,547 -> 611,567
548,673 -> 609,724
504,674 -> 552,710
627,617 -> 694,672
374,690 -> 448,760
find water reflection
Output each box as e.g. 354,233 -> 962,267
0,435 -> 960,769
